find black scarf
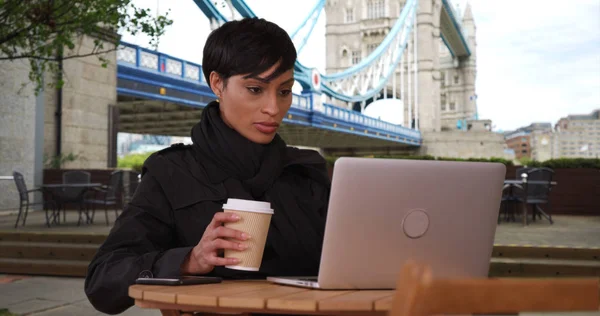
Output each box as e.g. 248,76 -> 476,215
191,101 -> 329,277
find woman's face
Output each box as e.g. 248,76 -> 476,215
209,63 -> 294,144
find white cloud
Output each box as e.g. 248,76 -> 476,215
455,0 -> 600,131
122,0 -> 600,131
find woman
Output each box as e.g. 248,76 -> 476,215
84,17 -> 330,314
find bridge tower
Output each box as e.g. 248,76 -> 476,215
438,2 -> 477,130
325,0 -> 478,133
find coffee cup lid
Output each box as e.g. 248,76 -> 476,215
223,198 -> 274,214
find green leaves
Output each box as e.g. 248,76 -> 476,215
118,152 -> 153,172
0,0 -> 173,94
43,152 -> 83,169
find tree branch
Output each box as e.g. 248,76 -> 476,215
52,0 -> 76,20
0,24 -> 36,46
0,1 -> 23,21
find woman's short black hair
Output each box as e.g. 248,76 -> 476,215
202,17 -> 297,87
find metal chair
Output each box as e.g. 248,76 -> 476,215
517,167 -> 555,225
500,167 -> 537,223
60,170 -> 92,225
12,171 -> 56,228
122,170 -> 140,205
85,170 -> 123,225
62,170 -> 91,184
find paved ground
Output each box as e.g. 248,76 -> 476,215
2,210 -> 600,248
494,215 -> 600,248
1,210 -> 599,315
0,274 -> 159,316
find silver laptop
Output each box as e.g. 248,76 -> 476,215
267,157 -> 506,289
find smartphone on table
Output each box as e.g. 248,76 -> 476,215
135,275 -> 222,286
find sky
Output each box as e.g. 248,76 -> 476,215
121,0 -> 600,132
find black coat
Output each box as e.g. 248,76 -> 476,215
84,104 -> 331,315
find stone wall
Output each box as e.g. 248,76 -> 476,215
419,130 -> 508,159
43,34 -> 117,169
1,32 -> 117,210
0,59 -> 37,210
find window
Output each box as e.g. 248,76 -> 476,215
522,150 -> 528,154
440,72 -> 446,87
351,50 -> 361,65
449,102 -> 456,111
454,74 -> 460,84
441,103 -> 446,111
440,93 -> 446,107
345,8 -> 354,23
367,0 -> 385,19
522,143 -> 527,147
367,43 -> 378,54
521,137 -> 527,142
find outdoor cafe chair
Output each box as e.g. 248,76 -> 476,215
59,170 -> 93,224
12,171 -> 57,228
515,167 -> 555,225
389,261 -> 599,316
499,167 -> 533,223
85,170 -> 123,225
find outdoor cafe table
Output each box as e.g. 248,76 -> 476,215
129,280 -> 394,315
502,179 -> 557,226
41,183 -> 102,225
503,179 -> 557,187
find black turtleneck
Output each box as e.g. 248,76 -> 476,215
84,101 -> 331,315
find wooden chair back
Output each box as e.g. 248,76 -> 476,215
389,261 -> 600,316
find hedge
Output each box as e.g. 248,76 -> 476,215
119,152 -> 600,171
117,152 -> 153,172
325,156 -> 600,169
521,158 -> 600,169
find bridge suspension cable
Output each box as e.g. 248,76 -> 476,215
194,0 -> 417,106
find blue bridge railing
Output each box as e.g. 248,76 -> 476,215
117,42 -> 205,83
321,103 -> 420,140
116,41 -> 421,145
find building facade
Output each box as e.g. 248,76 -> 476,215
552,109 -> 600,159
324,0 -> 477,132
0,58 -> 44,212
0,33 -> 117,211
505,132 -> 531,160
504,123 -> 553,161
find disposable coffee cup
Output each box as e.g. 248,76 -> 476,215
222,198 -> 274,271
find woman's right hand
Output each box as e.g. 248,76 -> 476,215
181,212 -> 250,275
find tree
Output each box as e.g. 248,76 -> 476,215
0,0 -> 173,93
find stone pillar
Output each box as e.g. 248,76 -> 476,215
44,32 -> 118,169
107,105 -> 119,168
33,75 -> 46,208
461,4 -> 477,119
416,0 -> 442,132
0,59 -> 38,210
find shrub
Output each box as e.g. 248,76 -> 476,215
117,152 -> 154,172
538,158 -> 600,169
324,155 -> 599,169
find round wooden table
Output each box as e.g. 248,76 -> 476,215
129,280 -> 394,315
